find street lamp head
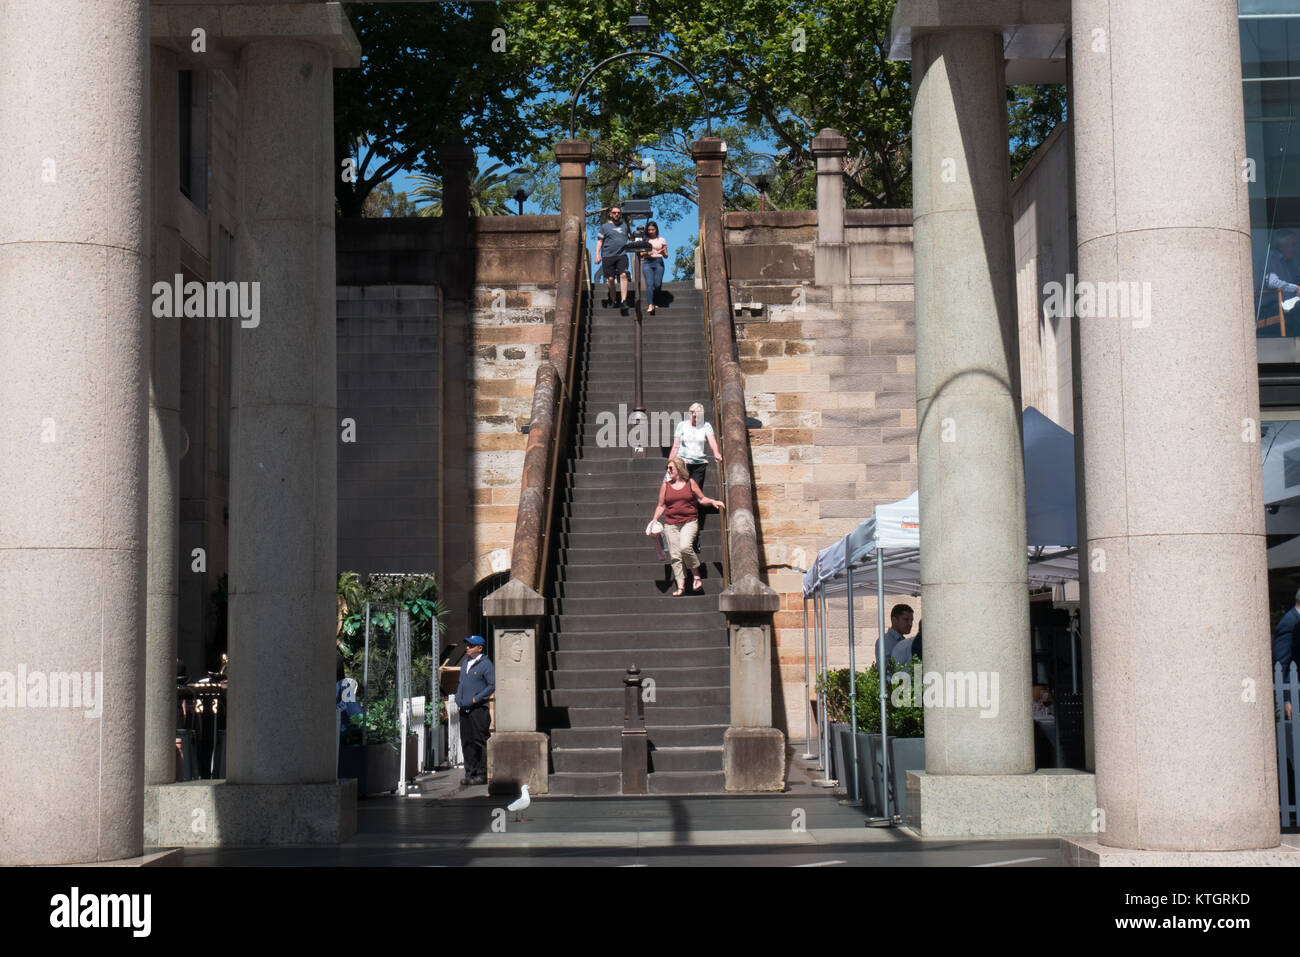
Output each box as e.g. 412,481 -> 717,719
628,13 -> 650,33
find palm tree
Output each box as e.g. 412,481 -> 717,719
410,161 -> 512,217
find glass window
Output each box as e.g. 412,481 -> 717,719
1242,10 -> 1300,337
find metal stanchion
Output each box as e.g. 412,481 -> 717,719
866,552 -> 893,827
845,564 -> 860,806
813,585 -> 835,786
802,595 -> 815,760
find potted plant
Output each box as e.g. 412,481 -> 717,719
818,657 -> 925,817
857,656 -> 925,819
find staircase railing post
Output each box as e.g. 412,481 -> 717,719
483,141 -> 591,796
621,666 -> 648,794
694,203 -> 787,792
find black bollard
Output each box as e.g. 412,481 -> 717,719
621,665 -> 648,794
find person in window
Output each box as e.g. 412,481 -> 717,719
1264,229 -> 1300,305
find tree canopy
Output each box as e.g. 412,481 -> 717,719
336,0 -> 1066,218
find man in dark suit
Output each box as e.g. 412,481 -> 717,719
455,636 -> 495,786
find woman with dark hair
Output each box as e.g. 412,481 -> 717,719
648,456 -> 724,595
639,220 -> 668,313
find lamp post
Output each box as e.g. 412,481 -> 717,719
505,167 -> 535,216
748,155 -> 777,211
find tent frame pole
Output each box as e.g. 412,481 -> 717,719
802,596 -> 815,759
819,585 -> 833,783
846,563 -> 861,805
874,550 -> 893,826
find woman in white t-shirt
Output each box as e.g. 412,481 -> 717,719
669,401 -> 723,495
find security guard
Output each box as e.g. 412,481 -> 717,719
455,636 -> 495,785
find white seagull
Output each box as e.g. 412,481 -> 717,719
507,784 -> 531,823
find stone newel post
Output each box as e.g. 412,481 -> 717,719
812,128 -> 850,286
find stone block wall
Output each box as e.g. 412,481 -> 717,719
440,216 -> 562,640
723,209 -> 919,736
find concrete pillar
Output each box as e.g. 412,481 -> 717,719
0,0 -> 150,863
911,28 -> 1033,777
555,139 -> 592,222
226,39 -> 339,788
482,580 -> 548,795
812,129 -> 850,286
1067,0 -> 1283,857
692,138 -> 727,234
146,45 -> 183,786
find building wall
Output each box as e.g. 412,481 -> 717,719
336,217 -> 563,644
724,209 -> 919,736
336,284 -> 439,576
1011,122 -> 1074,430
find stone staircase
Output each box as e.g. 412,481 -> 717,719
542,280 -> 729,795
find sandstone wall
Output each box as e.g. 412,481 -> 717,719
723,209 -> 919,736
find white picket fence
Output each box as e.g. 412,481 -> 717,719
1275,662 -> 1299,828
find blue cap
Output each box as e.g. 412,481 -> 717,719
467,635 -> 485,647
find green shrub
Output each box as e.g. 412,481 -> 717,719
815,656 -> 924,738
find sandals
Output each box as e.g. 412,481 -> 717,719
692,578 -> 704,592
672,585 -> 685,597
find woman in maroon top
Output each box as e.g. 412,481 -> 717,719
650,457 -> 724,596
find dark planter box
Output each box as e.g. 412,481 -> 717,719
862,734 -> 925,819
829,722 -> 850,783
339,734 -> 418,797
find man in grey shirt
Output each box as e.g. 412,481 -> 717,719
595,205 -> 630,313
882,603 -> 914,666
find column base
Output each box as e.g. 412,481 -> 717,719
144,780 -> 357,847
488,731 -> 549,795
54,849 -> 184,867
724,727 -> 787,791
1061,836 -> 1300,867
906,770 -> 1096,837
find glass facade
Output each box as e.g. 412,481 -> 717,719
1242,5 -> 1300,337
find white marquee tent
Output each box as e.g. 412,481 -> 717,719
797,407 -> 1081,822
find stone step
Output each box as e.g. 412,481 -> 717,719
544,630 -> 727,652
544,769 -> 727,796
547,647 -> 729,671
545,703 -> 730,728
553,594 -> 724,617
551,724 -> 727,750
551,745 -> 724,774
558,500 -> 720,519
549,611 -> 725,634
558,528 -> 721,550
546,665 -> 729,690
553,561 -> 725,583
551,570 -> 724,594
557,546 -> 722,566
544,685 -> 728,710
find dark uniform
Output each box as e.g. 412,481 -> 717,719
455,638 -> 495,785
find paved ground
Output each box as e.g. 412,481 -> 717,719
182,749 -> 1063,867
